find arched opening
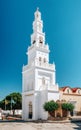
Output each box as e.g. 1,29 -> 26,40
32,36 -> 36,44
70,110 -> 73,116
67,89 -> 69,94
39,36 -> 43,44
44,58 -> 46,63
28,102 -> 33,119
39,57 -> 42,65
39,57 -> 42,61
33,40 -> 36,44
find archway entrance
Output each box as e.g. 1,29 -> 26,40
70,110 -> 73,116
28,102 -> 33,119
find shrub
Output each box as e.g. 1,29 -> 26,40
62,103 -> 74,112
43,100 -> 59,112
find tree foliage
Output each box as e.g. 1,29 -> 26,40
43,100 -> 59,112
0,92 -> 22,110
62,103 -> 74,112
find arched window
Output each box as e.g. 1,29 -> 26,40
39,57 -> 41,61
44,58 -> 46,63
32,36 -> 36,44
67,89 -> 69,94
78,89 -> 80,94
29,102 -> 33,119
39,36 -> 43,44
33,40 -> 36,44
36,13 -> 39,18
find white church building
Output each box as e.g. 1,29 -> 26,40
22,8 -> 59,120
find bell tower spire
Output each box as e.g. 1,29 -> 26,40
27,8 -> 49,65
31,8 -> 45,46
34,8 -> 41,22
34,7 -> 42,32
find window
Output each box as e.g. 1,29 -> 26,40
42,77 -> 45,85
44,58 -> 46,63
67,89 -> 69,94
33,40 -> 36,44
29,102 -> 33,119
36,12 -> 39,18
39,36 -> 43,44
78,89 -> 80,94
39,57 -> 41,61
37,14 -> 38,17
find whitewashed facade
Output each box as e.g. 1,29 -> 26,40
22,8 -> 59,120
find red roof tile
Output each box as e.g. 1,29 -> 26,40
60,86 -> 81,93
72,88 -> 79,93
60,86 -> 70,92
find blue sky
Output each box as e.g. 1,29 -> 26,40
0,0 -> 81,100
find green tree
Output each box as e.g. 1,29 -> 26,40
0,100 -> 5,110
62,103 -> 74,112
0,92 -> 22,110
43,100 -> 59,112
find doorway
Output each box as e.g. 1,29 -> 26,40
28,102 -> 33,119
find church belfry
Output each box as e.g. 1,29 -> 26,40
28,8 -> 49,66
31,8 -> 45,45
22,8 -> 59,120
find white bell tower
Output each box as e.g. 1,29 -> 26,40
22,8 -> 59,121
31,8 -> 45,46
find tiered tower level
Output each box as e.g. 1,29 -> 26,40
22,8 -> 59,120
